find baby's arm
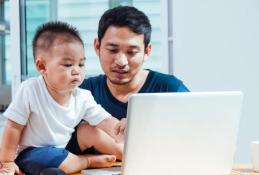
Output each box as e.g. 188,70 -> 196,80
0,119 -> 24,175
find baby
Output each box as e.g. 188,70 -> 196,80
0,21 -> 125,175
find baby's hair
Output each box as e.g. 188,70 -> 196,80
32,21 -> 84,60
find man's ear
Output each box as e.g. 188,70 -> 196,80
94,38 -> 101,57
35,58 -> 46,75
144,43 -> 152,61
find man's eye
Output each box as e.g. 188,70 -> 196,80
63,64 -> 72,67
108,49 -> 118,53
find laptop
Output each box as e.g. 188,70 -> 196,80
82,91 -> 243,175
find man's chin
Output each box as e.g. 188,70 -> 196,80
109,78 -> 131,85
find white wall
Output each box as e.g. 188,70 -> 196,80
171,0 -> 259,163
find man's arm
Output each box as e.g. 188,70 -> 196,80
177,83 -> 190,92
0,119 -> 24,174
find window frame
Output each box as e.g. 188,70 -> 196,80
160,0 -> 169,73
0,0 -> 6,84
10,0 -> 22,97
0,0 -> 11,110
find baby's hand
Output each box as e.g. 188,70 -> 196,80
114,118 -> 126,143
0,162 -> 22,175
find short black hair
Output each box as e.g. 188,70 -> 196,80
32,21 -> 84,60
98,6 -> 152,48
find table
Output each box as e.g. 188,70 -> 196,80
232,164 -> 259,175
71,164 -> 259,175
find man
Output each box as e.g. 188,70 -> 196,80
79,6 -> 189,119
66,5 -> 189,158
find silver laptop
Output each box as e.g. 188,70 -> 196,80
83,91 -> 243,175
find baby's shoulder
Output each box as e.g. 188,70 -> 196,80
18,77 -> 41,92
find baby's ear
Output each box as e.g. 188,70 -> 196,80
35,58 -> 46,75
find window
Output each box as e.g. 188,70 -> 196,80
0,0 -> 11,112
0,0 -> 10,85
19,0 -> 162,80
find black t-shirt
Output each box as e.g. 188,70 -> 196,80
80,70 -> 189,119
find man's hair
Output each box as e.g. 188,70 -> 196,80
98,6 -> 152,48
32,21 -> 84,60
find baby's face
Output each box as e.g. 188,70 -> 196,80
43,41 -> 86,93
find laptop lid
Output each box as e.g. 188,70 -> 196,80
122,91 -> 243,175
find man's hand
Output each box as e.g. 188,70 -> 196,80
114,118 -> 126,143
0,161 -> 23,175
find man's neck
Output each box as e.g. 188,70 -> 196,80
107,70 -> 149,103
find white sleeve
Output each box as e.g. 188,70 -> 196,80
83,92 -> 110,126
3,82 -> 30,125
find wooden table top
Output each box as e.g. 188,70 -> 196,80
71,164 -> 259,175
232,164 -> 259,175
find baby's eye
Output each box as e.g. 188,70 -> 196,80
79,63 -> 85,67
63,64 -> 72,67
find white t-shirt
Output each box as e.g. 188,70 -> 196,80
3,76 -> 110,150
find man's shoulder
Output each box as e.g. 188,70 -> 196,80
80,74 -> 105,90
145,70 -> 188,92
149,70 -> 182,84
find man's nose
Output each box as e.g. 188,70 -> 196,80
114,53 -> 128,67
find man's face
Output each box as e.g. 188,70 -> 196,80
37,40 -> 86,93
95,26 -> 151,85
